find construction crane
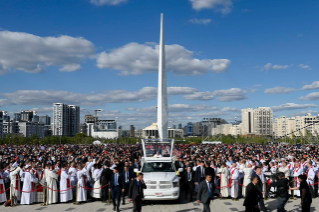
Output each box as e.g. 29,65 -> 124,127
94,109 -> 103,117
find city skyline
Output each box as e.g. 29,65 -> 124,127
0,0 -> 319,129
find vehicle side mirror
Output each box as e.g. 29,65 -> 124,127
178,168 -> 184,172
134,168 -> 138,172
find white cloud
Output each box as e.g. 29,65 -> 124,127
300,92 -> 319,101
90,0 -> 127,6
59,64 -> 82,72
264,86 -> 296,94
301,81 -> 319,90
168,87 -> 198,95
253,84 -> 262,87
189,0 -> 233,14
263,63 -> 289,71
0,86 -> 211,106
96,42 -> 230,75
241,9 -> 250,13
184,92 -> 214,100
126,107 -> 136,111
191,111 -> 228,117
0,31 -> 95,74
212,88 -> 247,102
189,18 -> 212,25
271,103 -> 318,112
299,64 -> 311,70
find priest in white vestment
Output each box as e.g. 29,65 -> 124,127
230,163 -> 239,199
0,168 -> 7,204
242,164 -> 253,196
92,165 -> 102,199
35,165 -> 44,203
306,161 -> 315,197
293,163 -> 303,196
9,162 -> 21,201
60,164 -> 73,202
46,166 -> 58,204
21,165 -> 39,205
69,163 -> 77,194
77,163 -> 88,202
218,163 -> 230,197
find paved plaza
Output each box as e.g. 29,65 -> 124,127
2,197 -> 317,212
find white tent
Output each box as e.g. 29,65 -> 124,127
93,140 -> 102,145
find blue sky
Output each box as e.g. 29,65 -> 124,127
0,0 -> 319,129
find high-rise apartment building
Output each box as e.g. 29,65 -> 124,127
39,115 -> 51,125
53,103 -> 80,136
254,107 -> 273,136
241,107 -> 273,136
274,113 -> 319,138
0,111 -> 10,122
0,120 -> 3,140
69,105 -> 80,137
241,108 -> 254,135
20,111 -> 37,122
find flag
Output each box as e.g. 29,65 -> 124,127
173,148 -> 181,157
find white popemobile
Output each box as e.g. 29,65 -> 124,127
134,139 -> 183,200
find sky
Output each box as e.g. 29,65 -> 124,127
0,0 -> 319,129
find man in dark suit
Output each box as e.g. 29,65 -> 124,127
195,161 -> 206,185
175,157 -> 185,170
128,173 -> 147,212
133,159 -> 141,170
122,166 -> 134,205
197,174 -> 215,212
100,161 -> 113,202
183,166 -> 195,201
251,167 -> 267,212
109,167 -> 125,212
243,175 -> 261,212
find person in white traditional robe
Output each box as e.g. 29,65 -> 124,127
9,162 -> 21,201
230,163 -> 239,199
218,163 -> 230,198
46,165 -> 58,204
29,164 -> 38,203
69,162 -> 77,194
60,164 -> 73,202
293,162 -> 303,196
262,163 -> 268,173
210,162 -> 218,190
4,165 -> 11,198
0,166 -> 7,204
242,164 -> 253,196
92,164 -> 102,199
35,165 -> 44,203
306,161 -> 315,197
21,165 -> 39,205
238,160 -> 245,198
77,163 -> 88,202
278,162 -> 290,179
269,162 -> 278,194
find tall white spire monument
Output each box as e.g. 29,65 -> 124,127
157,13 -> 168,140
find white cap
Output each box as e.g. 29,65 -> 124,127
25,165 -> 30,168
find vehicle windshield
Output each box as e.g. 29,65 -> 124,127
141,162 -> 175,172
144,144 -> 171,157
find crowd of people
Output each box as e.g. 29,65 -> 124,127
0,142 -> 318,212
